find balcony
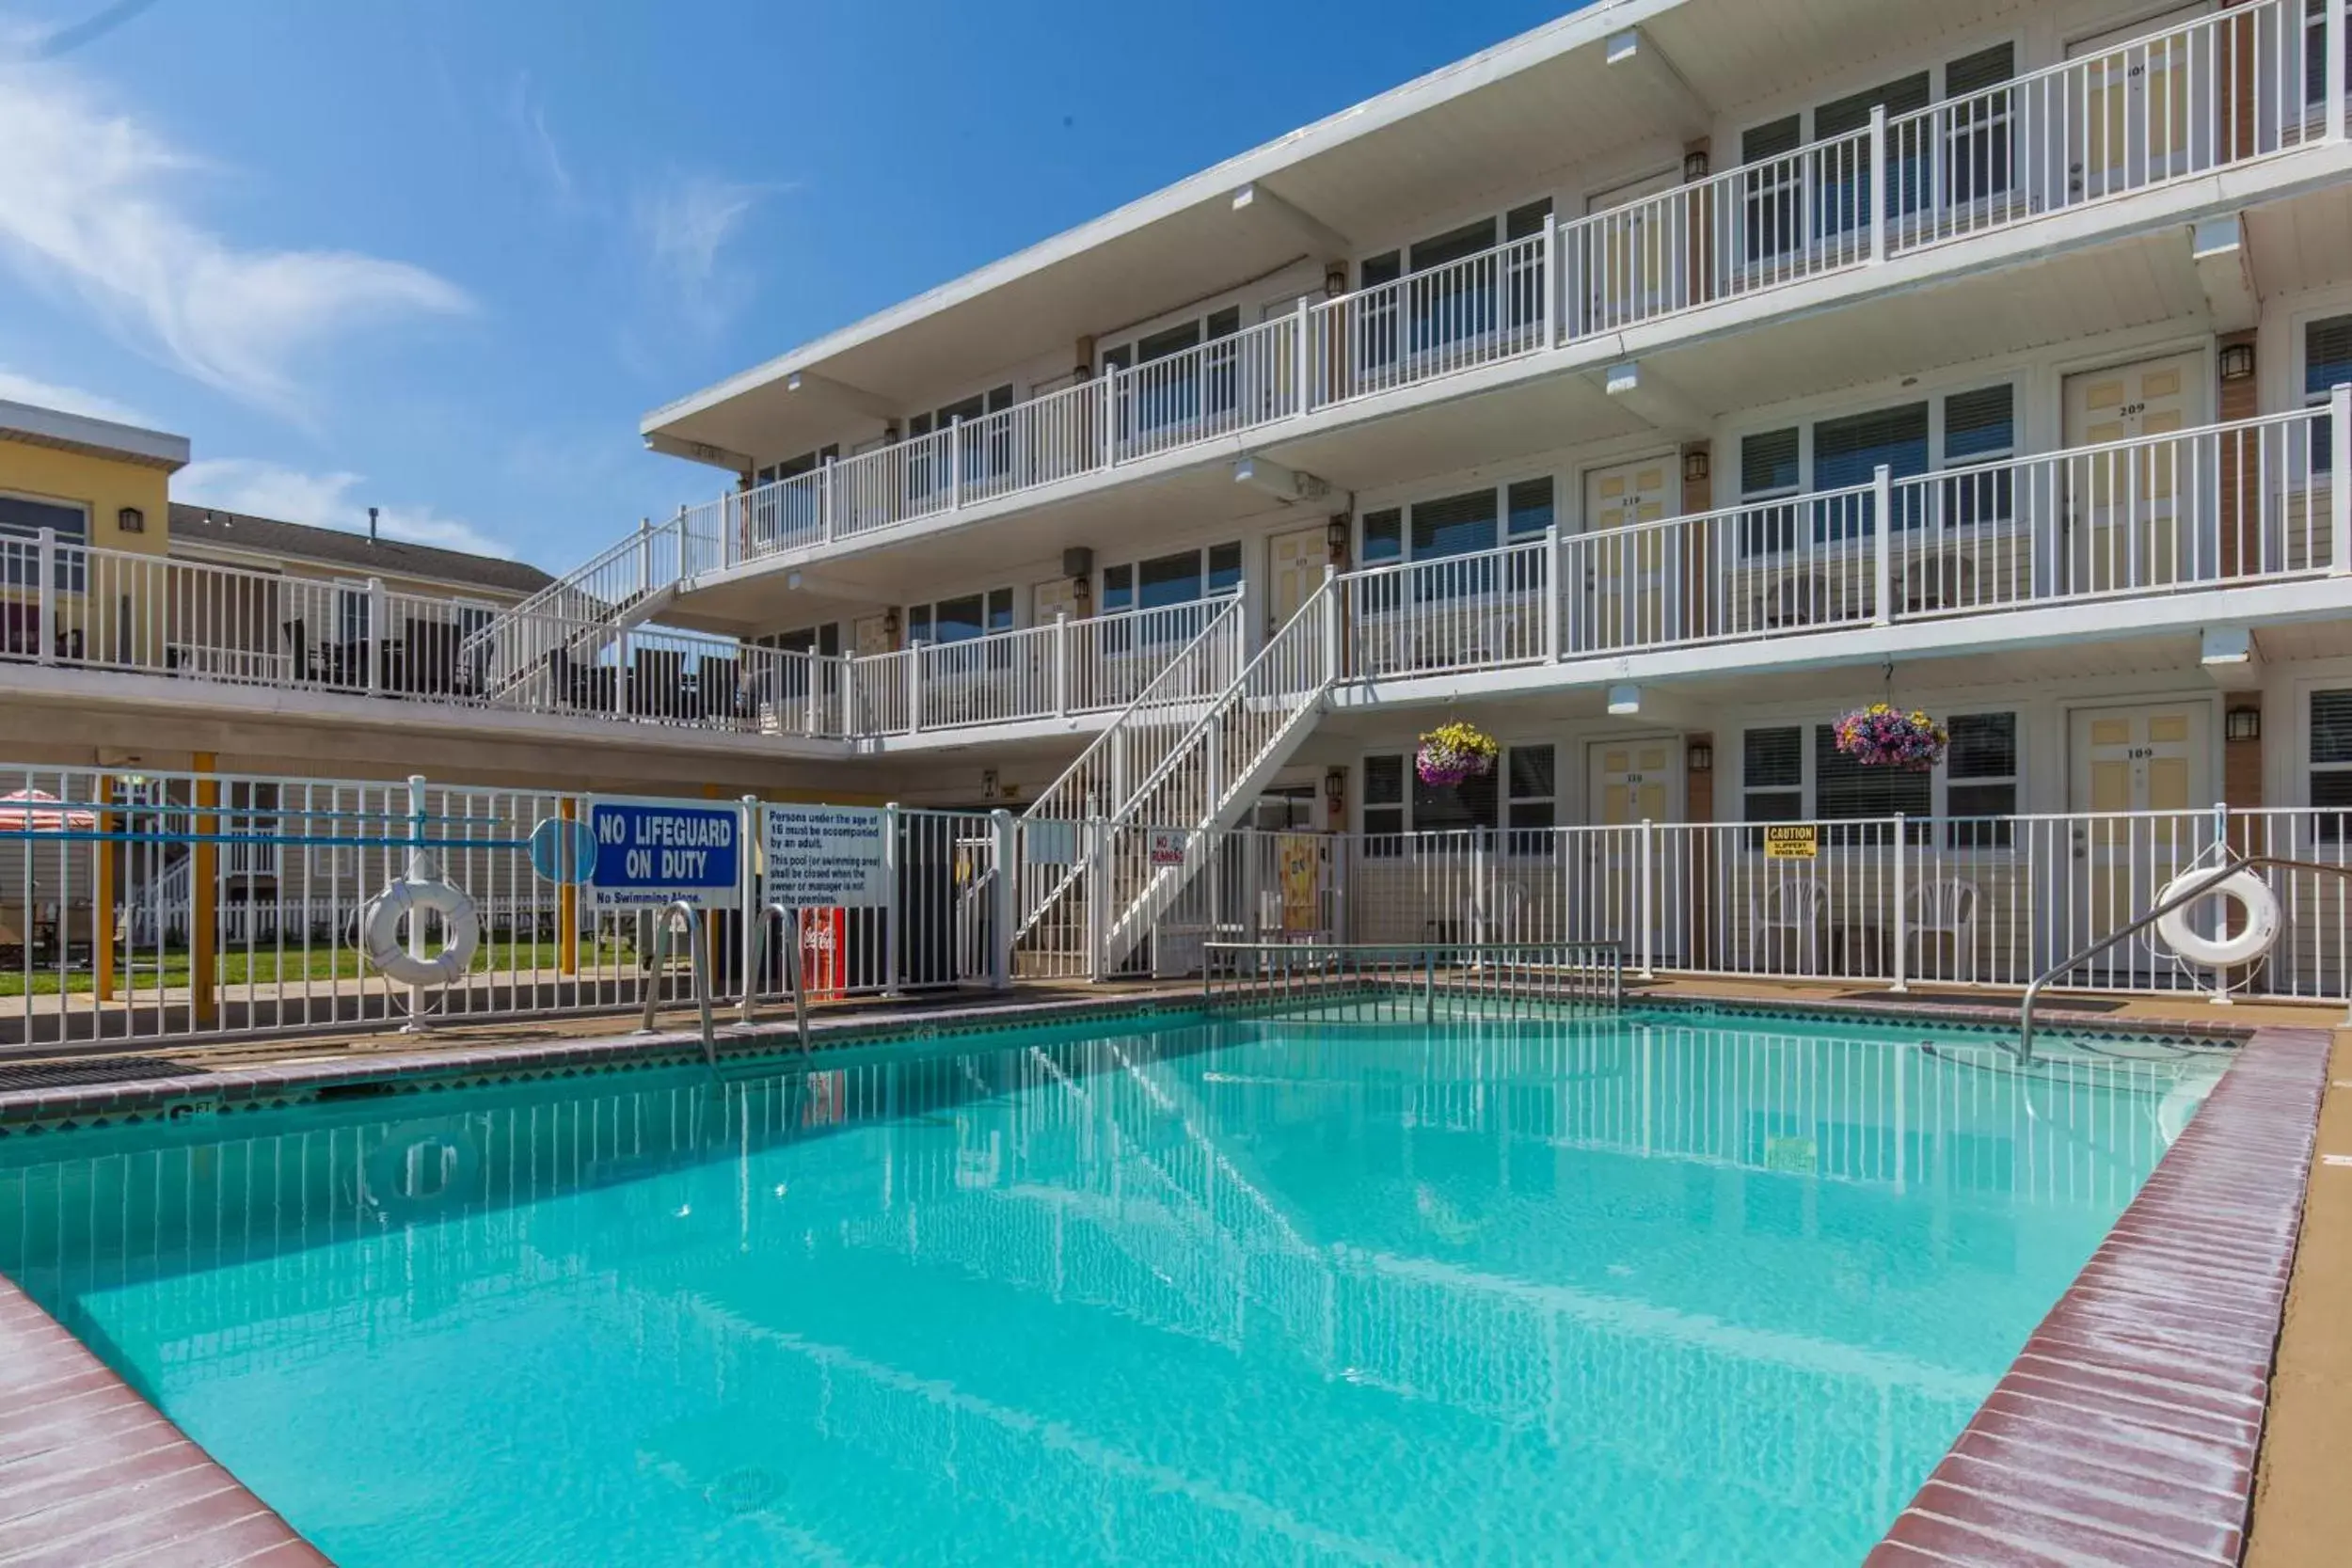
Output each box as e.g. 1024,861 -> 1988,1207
647,0 -> 2346,585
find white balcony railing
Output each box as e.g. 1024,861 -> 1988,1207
1348,395 -> 2346,680
572,0 -> 2344,606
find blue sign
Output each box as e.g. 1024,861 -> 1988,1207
587,802 -> 740,910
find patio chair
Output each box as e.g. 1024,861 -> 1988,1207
1906,877 -> 1980,982
1748,875 -> 1829,974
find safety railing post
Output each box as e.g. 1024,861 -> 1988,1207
740,795 -> 762,1013
882,801 -> 903,996
1101,370 -> 1117,467
820,456 -> 836,544
1868,105 -> 1888,263
1054,612 -> 1071,716
948,414 -> 963,508
367,578 -> 387,694
1638,818 -> 1656,978
1543,523 -> 1562,660
1293,296 -> 1311,416
1320,564 -> 1340,680
1540,208 -> 1559,347
403,773 -> 429,1026
1085,815 -> 1108,981
34,529 -> 54,665
1873,465 -> 1895,624
907,644 -> 924,733
1891,813 -> 1909,993
990,808 -> 1018,991
2333,385 -> 2351,575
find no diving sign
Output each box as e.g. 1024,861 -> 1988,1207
588,801 -> 740,910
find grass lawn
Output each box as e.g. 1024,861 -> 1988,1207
0,939 -> 633,997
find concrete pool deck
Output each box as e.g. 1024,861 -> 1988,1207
0,978 -> 2344,1565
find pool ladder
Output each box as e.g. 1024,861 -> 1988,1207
741,903 -> 812,1053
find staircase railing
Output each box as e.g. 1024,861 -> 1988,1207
459,515 -> 690,698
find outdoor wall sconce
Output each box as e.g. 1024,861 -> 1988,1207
1327,516 -> 1351,561
882,607 -> 900,641
116,506 -> 144,533
1324,768 -> 1347,817
1683,150 -> 1710,182
1687,741 -> 1713,773
2226,707 -> 2262,742
1681,450 -> 1710,484
2219,343 -> 2256,382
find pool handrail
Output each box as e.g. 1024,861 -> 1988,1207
2018,854 -> 2352,1061
741,902 -> 812,1051
637,899 -> 717,1066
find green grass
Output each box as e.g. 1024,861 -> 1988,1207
0,939 -> 628,997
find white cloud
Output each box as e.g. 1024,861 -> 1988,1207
0,364 -> 151,426
633,170 -> 777,336
178,458 -> 514,560
0,54 -> 472,416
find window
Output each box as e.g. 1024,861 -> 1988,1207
1506,744 -> 1556,851
1743,727 -> 1805,822
0,493 -> 87,590
1363,754 -> 1406,839
759,624 -> 842,657
1360,508 -> 1403,564
1506,478 -> 1554,538
1741,711 -> 2017,845
1740,385 -> 2016,549
2309,316 -> 2352,473
336,583 -> 372,645
1102,542 -> 1242,615
907,588 -> 1013,643
1945,712 -> 2018,847
1943,44 -> 2017,209
2312,690 -> 2352,841
1410,490 -> 1499,561
1815,72 -> 1931,238
754,446 -> 837,486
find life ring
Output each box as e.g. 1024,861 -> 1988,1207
364,1122 -> 480,1223
360,877 -> 481,987
2154,867 -> 2280,971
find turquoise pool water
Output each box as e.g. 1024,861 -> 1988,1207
0,1011 -> 2219,1566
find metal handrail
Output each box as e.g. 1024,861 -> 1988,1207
742,901 -> 811,1051
638,899 -> 717,1066
2018,854 -> 2352,1060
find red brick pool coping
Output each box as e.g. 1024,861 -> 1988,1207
1867,1025 -> 2332,1567
0,1275 -> 327,1565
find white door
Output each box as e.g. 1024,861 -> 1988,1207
2067,6 -> 2209,199
2061,353 -> 2206,592
1574,455 -> 1678,653
1581,168 -> 1683,330
1266,525 -> 1327,635
1584,738 -> 1684,958
1032,577 -> 1081,625
2066,702 -> 2212,977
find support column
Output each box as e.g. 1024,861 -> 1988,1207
558,796 -> 580,977
94,773 -> 115,1002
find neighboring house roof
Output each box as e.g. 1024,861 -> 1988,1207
0,399 -> 189,471
167,504 -> 555,598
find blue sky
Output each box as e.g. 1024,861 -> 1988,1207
0,0 -> 1577,567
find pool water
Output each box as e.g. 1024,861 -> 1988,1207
0,1012 -> 2219,1567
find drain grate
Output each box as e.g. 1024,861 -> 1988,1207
0,1055 -> 202,1091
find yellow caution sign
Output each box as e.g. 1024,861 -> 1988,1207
1763,824 -> 1819,861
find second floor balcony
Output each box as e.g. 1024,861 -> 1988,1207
3,395 -> 2345,752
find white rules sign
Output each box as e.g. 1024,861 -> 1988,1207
764,805 -> 890,909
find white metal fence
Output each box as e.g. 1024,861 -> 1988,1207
0,766 -> 1008,1050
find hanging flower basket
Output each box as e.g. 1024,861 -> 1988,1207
1832,704 -> 1949,771
1416,721 -> 1499,788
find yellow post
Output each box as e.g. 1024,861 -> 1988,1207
93,774 -> 115,1002
191,753 -> 217,1028
558,796 -> 580,976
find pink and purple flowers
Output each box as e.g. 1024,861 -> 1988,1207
1832,704 -> 1949,770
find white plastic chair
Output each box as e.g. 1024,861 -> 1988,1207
1749,876 -> 1828,974
1907,878 -> 1980,981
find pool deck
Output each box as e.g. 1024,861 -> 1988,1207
0,977 -> 2344,1566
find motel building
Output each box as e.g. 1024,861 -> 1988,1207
8,0 -> 2352,1007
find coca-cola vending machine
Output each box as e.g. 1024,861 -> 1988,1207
801,908 -> 849,998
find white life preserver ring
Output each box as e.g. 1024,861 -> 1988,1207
360,877 -> 481,987
2154,867 -> 2281,971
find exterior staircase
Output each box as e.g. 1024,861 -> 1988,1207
1016,570 -> 1339,976
460,516 -> 692,703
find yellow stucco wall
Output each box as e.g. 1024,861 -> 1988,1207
0,436 -> 172,557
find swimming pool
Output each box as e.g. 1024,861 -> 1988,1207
0,1009 -> 2222,1566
